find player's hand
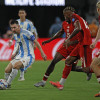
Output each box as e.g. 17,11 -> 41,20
42,40 -> 50,45
64,39 -> 70,49
33,44 -> 37,50
8,40 -> 13,47
90,42 -> 96,49
41,53 -> 47,61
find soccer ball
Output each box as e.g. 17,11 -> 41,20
0,79 -> 8,90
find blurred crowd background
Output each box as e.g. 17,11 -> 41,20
0,0 -> 99,38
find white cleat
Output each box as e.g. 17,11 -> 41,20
18,77 -> 25,81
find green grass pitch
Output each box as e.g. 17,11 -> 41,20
0,60 -> 100,100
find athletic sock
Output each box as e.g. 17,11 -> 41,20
59,64 -> 72,85
59,78 -> 66,85
42,73 -> 49,82
20,70 -> 24,78
7,68 -> 18,85
62,64 -> 72,79
4,73 -> 10,80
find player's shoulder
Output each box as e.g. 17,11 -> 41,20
26,19 -> 33,24
62,21 -> 68,25
21,29 -> 32,36
16,19 -> 20,24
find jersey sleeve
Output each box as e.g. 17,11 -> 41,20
26,31 -> 35,41
29,22 -> 36,33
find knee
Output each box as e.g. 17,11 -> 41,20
13,65 -> 19,69
5,68 -> 10,73
65,59 -> 71,66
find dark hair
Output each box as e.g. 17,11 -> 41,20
63,6 -> 75,13
10,20 -> 19,25
19,9 -> 26,12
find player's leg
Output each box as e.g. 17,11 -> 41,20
80,45 -> 92,80
50,56 -> 78,90
7,60 -> 24,86
18,57 -> 34,81
18,69 -> 25,81
5,63 -> 13,81
34,52 -> 64,87
90,57 -> 100,97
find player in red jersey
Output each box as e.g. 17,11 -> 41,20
90,1 -> 100,97
34,7 -> 91,88
50,6 -> 92,90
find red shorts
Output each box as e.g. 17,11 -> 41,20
57,44 -> 76,58
70,44 -> 92,68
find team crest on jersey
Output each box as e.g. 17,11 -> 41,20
67,29 -> 69,32
67,26 -> 69,28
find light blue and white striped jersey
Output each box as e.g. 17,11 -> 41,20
17,19 -> 38,35
13,28 -> 35,59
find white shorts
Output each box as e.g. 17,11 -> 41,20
11,56 -> 35,71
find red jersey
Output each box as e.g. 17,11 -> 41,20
62,21 -> 78,41
71,13 -> 92,45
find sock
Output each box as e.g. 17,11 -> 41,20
42,73 -> 49,82
59,78 -> 66,85
42,80 -> 46,84
20,70 -> 24,78
97,75 -> 100,83
7,68 -> 18,85
4,73 -> 10,80
60,64 -> 72,85
62,64 -> 72,79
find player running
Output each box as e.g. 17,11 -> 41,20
34,7 -> 92,88
5,20 -> 46,88
49,6 -> 92,90
9,9 -> 38,81
90,1 -> 100,97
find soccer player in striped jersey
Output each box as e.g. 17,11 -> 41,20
5,20 -> 46,88
9,9 -> 38,81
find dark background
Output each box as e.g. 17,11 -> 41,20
0,0 -> 97,37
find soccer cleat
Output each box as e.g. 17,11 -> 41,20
18,77 -> 25,81
49,81 -> 64,90
24,70 -> 27,73
34,81 -> 45,87
7,84 -> 11,89
94,92 -> 100,97
86,73 -> 92,81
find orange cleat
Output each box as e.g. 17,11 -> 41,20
94,92 -> 100,97
49,81 -> 64,90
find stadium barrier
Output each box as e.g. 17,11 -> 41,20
0,38 -> 99,61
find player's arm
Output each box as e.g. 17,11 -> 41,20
63,40 -> 79,47
34,39 -> 47,61
9,33 -> 14,47
90,25 -> 100,49
68,20 -> 81,40
64,20 -> 81,48
11,43 -> 19,59
42,29 -> 64,45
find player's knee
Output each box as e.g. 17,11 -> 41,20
13,64 -> 20,70
65,59 -> 72,65
5,68 -> 10,73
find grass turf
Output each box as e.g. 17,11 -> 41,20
0,60 -> 100,100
